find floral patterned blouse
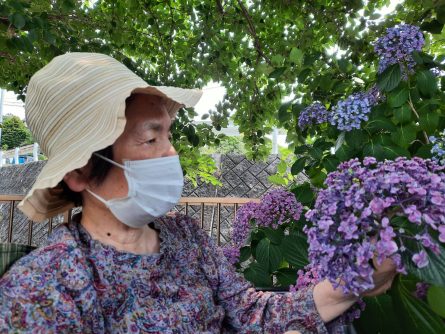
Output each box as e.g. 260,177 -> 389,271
0,213 -> 330,333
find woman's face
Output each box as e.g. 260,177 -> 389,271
87,94 -> 177,200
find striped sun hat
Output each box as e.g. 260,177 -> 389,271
18,52 -> 203,222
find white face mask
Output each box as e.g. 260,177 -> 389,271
86,154 -> 184,228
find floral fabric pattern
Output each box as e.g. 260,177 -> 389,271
0,213 -> 328,333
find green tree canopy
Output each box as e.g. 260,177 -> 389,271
0,114 -> 33,149
1,0 -> 444,163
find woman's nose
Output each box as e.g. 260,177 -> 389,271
163,144 -> 177,157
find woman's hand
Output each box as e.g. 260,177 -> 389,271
313,257 -> 397,323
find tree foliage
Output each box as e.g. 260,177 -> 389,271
0,114 -> 32,149
1,0 -> 444,160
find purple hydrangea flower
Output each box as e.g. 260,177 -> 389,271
298,102 -> 329,130
305,157 -> 445,295
374,24 -> 425,77
430,132 -> 445,166
415,282 -> 430,299
330,87 -> 382,132
224,188 -> 303,263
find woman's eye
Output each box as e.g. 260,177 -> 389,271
146,138 -> 156,144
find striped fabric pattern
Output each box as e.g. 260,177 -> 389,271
0,243 -> 35,276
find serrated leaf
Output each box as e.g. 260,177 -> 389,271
391,124 -> 417,149
291,157 -> 306,175
419,112 -> 439,134
390,275 -> 445,334
377,64 -> 402,92
427,285 -> 445,318
268,174 -> 288,186
416,70 -> 438,97
388,86 -> 409,108
394,105 -> 412,124
280,234 -> 309,269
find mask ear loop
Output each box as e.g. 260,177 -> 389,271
85,188 -> 110,207
93,153 -> 128,170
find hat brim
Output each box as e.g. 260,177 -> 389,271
18,85 -> 202,222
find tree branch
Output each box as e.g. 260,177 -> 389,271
236,0 -> 272,66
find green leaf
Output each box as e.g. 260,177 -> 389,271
261,227 -> 285,245
239,246 -> 251,263
420,19 -> 444,34
278,101 -> 292,123
276,268 -> 298,287
416,70 -> 438,97
364,142 -> 385,160
390,275 -> 445,334
289,47 -> 303,65
415,144 -> 433,159
419,112 -> 439,134
377,64 -> 402,92
10,13 -> 26,29
335,144 -> 355,161
345,129 -> 366,149
291,157 -> 306,175
427,285 -> 445,318
269,67 -> 286,79
268,174 -> 287,186
365,116 -> 397,133
277,160 -> 287,174
291,183 -> 315,206
322,156 -> 340,172
308,146 -> 323,160
403,243 -> 445,287
388,86 -> 409,108
394,105 -> 412,124
354,295 -> 402,334
412,51 -> 424,64
437,5 -> 445,24
391,124 -> 417,149
243,262 -> 272,287
255,238 -> 283,272
280,234 -> 309,269
382,145 -> 411,159
256,239 -> 270,272
294,145 -> 308,155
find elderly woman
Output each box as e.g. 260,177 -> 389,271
0,53 -> 395,333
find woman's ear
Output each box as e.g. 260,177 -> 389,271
63,168 -> 89,192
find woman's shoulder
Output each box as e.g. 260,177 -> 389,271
1,223 -> 87,286
158,212 -> 203,241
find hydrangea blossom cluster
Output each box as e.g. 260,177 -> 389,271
223,188 -> 303,264
430,132 -> 445,165
298,102 -> 329,130
374,24 -> 425,76
329,87 -> 381,131
305,157 -> 445,296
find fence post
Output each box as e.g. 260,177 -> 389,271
14,147 -> 19,165
33,143 -> 39,161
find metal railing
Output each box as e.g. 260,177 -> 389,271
0,194 -> 259,247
